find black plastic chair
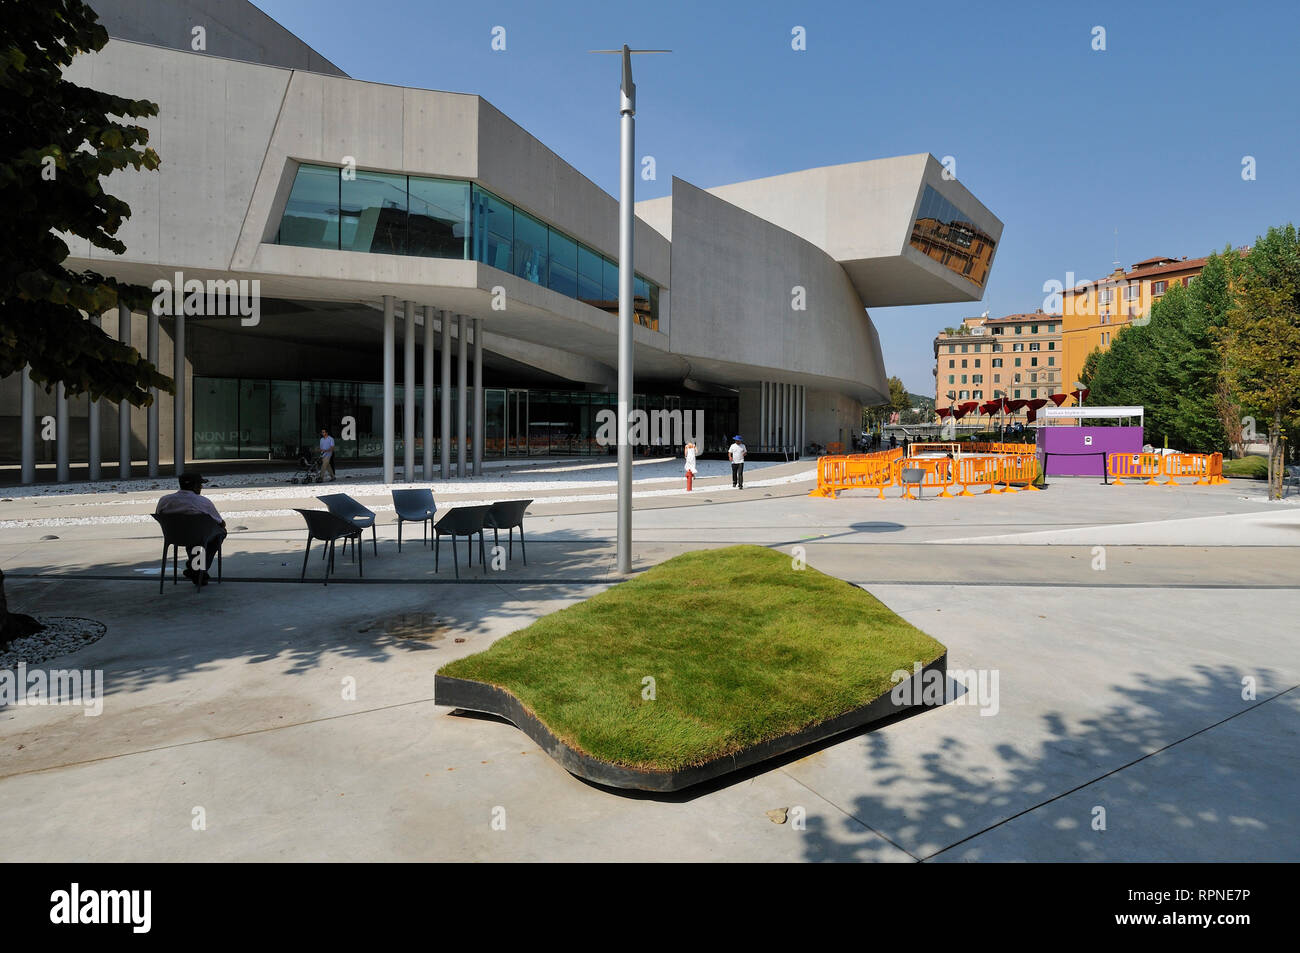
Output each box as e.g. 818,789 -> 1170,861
150,513 -> 225,593
485,499 -> 532,565
392,488 -> 437,552
318,493 -> 378,557
294,508 -> 363,585
433,505 -> 491,579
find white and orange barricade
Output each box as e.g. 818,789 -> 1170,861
1108,452 -> 1164,486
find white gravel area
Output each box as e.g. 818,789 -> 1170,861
1,617 -> 108,668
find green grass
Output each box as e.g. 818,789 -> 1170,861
439,545 -> 945,772
1222,455 -> 1269,479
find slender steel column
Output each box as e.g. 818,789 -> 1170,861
173,307 -> 185,475
423,305 -> 434,480
55,382 -> 69,482
616,61 -> 636,574
457,313 -> 467,477
382,295 -> 395,484
147,307 -> 159,476
118,303 -> 131,478
759,382 -> 767,448
403,300 -> 416,482
20,367 -> 35,484
88,315 -> 101,481
800,386 -> 806,456
473,317 -> 484,477
440,309 -> 451,480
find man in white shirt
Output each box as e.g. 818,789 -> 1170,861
155,472 -> 226,585
319,427 -> 336,481
728,435 -> 746,489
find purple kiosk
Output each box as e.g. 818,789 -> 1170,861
1036,406 -> 1146,477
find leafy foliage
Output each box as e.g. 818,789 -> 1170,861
1219,226 -> 1300,498
0,0 -> 171,404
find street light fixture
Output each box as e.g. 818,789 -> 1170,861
1073,380 -> 1086,427
590,45 -> 670,575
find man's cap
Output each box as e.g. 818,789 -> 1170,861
732,435 -> 743,441
178,471 -> 210,489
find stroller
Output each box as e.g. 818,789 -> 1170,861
290,447 -> 324,484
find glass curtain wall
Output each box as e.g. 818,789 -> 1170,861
277,165 -> 662,328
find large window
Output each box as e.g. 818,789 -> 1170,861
275,164 -> 662,329
908,185 -> 996,287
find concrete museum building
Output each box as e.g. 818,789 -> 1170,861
3,0 -> 1004,483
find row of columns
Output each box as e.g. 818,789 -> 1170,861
16,303 -> 185,484
380,295 -> 484,485
758,381 -> 806,455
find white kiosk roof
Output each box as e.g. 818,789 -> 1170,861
1042,405 -> 1144,421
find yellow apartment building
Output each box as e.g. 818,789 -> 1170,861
1060,255 -> 1209,389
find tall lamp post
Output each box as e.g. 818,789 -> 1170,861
1073,380 -> 1086,427
591,44 -> 669,575
945,390 -> 957,441
993,389 -> 1006,441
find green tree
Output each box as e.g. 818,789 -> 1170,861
0,0 -> 169,401
1219,225 -> 1300,499
0,0 -> 168,640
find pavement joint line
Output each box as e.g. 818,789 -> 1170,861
916,684 -> 1300,863
0,695 -> 448,783
779,766 -> 921,861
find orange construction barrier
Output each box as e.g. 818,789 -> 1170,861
1108,452 -> 1164,486
907,442 -> 959,457
1209,452 -> 1227,484
996,453 -> 1041,492
808,449 -> 902,499
1162,453 -> 1213,486
955,456 -> 1000,495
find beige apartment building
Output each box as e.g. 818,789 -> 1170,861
932,312 -> 1064,423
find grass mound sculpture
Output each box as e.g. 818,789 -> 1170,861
436,545 -> 947,791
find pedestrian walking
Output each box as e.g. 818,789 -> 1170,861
319,427 -> 336,481
728,434 -> 747,489
684,440 -> 698,491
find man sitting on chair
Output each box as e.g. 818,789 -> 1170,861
155,471 -> 226,586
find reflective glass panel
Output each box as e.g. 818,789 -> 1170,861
908,185 -> 996,288
471,187 -> 513,272
340,170 -> 408,254
408,177 -> 469,259
278,164 -> 340,249
577,245 -> 603,305
548,230 -> 578,297
513,209 -> 548,284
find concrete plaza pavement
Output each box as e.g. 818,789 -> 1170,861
0,463 -> 1296,861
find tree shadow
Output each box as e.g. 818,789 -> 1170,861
796,665 -> 1296,862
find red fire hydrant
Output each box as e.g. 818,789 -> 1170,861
684,441 -> 698,492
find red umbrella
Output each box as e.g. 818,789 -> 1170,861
1007,399 -> 1029,412
1025,398 -> 1049,423
1070,388 -> 1090,405
1048,393 -> 1069,407
936,407 -> 952,419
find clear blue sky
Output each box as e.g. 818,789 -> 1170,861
255,0 -> 1299,395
